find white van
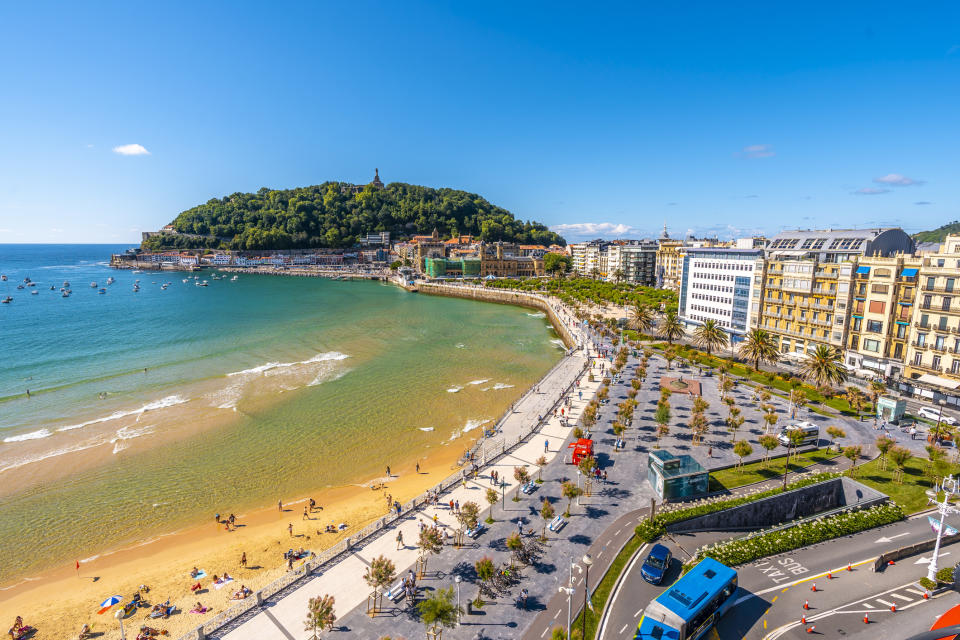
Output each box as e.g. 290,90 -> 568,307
778,422 -> 820,447
917,406 -> 957,425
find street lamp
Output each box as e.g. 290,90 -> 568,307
454,575 -> 461,626
559,586 -> 574,639
581,554 -> 594,640
934,399 -> 947,444
927,475 -> 960,584
576,470 -> 582,506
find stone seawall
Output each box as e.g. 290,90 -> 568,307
413,283 -> 577,349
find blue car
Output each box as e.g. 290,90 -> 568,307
640,543 -> 672,585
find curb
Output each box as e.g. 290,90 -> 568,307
595,540 -> 649,640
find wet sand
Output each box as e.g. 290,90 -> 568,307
0,442 -> 467,640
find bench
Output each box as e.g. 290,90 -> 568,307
466,522 -> 488,539
385,580 -> 405,602
521,482 -> 537,495
547,515 -> 566,533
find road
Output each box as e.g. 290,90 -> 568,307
600,509 -> 960,640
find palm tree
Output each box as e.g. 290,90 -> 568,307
590,266 -> 601,280
629,304 -> 656,334
659,312 -> 685,343
692,320 -> 729,355
845,387 -> 866,421
612,268 -> 624,283
738,329 -> 780,371
799,345 -> 848,392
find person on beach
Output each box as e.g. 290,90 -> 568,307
229,514 -> 236,526
544,439 -> 549,453
448,499 -> 454,511
278,500 -> 283,512
454,500 -> 460,514
215,513 -> 220,524
309,498 -> 316,512
240,552 -> 247,568
386,465 -> 391,477
396,531 -> 404,550
287,523 -> 293,537
415,461 -> 420,473
303,506 -> 309,520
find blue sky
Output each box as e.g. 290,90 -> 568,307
0,1 -> 957,244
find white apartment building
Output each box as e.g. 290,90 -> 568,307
570,241 -> 603,276
678,247 -> 764,342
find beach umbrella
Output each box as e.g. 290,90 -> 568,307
97,595 -> 122,614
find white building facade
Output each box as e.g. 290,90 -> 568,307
678,248 -> 764,343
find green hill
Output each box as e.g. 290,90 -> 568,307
913,221 -> 960,244
142,181 -> 564,251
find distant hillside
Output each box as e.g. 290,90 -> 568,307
142,178 -> 565,251
913,221 -> 960,244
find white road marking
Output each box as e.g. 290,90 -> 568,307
541,627 -> 549,638
862,602 -> 874,608
634,608 -> 644,618
615,528 -> 622,535
554,609 -> 561,619
890,592 -> 913,601
620,624 -> 628,634
906,588 -> 925,596
876,598 -> 895,607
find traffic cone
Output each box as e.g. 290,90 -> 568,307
864,614 -> 870,624
847,563 -> 853,571
827,571 -> 832,580
811,582 -> 817,592
806,626 -> 815,634
804,600 -> 810,610
801,615 -> 807,624
889,560 -> 895,566
891,604 -> 896,612
924,592 -> 930,600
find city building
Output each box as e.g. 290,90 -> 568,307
678,247 -> 764,342
902,234 -> 960,402
569,240 -> 604,277
360,231 -> 390,246
843,254 -> 920,379
656,224 -> 685,290
757,228 -> 914,360
568,239 -> 658,285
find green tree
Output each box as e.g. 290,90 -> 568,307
692,320 -> 728,355
825,425 -> 846,446
758,434 -> 779,467
364,556 -> 396,614
876,435 -> 895,470
663,344 -> 678,370
561,481 -> 582,517
629,304 -> 656,334
474,557 -> 495,607
506,532 -> 524,567
738,329 -> 780,371
843,445 -> 862,476
799,345 -> 848,392
888,446 -> 913,484
540,497 -> 556,541
417,526 -> 443,577
304,594 -> 336,639
659,312 -> 685,343
417,586 -> 461,639
485,488 -> 498,524
654,402 -> 671,448
733,440 -> 753,471
544,253 -> 572,277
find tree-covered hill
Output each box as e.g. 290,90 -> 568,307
913,221 -> 960,244
142,182 -> 565,250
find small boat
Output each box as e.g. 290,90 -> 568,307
133,285 -> 140,292
106,277 -> 115,285
90,282 -> 98,288
160,283 -> 169,290
31,290 -> 39,295
182,278 -> 188,283
16,284 -> 24,290
195,281 -> 208,287
50,286 -> 55,290
230,275 -> 238,281
2,296 -> 12,303
63,281 -> 70,288
23,277 -> 31,284
26,282 -> 35,287
98,288 -> 107,294
132,270 -> 142,274
62,291 -> 70,298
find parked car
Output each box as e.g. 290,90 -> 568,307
640,543 -> 673,585
917,406 -> 957,425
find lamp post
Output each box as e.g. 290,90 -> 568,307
927,475 -> 960,584
934,399 -> 947,444
581,554 -> 594,640
576,470 -> 582,506
559,586 -> 574,639
501,477 -> 505,509
454,575 -> 461,626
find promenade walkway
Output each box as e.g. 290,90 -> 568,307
210,294 -> 598,640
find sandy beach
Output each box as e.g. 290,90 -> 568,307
0,442 -> 467,640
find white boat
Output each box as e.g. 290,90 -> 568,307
26,282 -> 35,287
230,275 -> 238,281
31,290 -> 39,295
2,296 -> 11,303
106,277 -> 115,285
91,282 -> 98,288
63,281 -> 70,287
161,284 -> 169,290
195,281 -> 208,287
132,270 -> 142,274
62,291 -> 70,298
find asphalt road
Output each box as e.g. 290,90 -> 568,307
600,509 -> 960,640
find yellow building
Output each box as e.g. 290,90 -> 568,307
656,239 -> 684,290
843,254 -> 920,379
757,228 -> 914,359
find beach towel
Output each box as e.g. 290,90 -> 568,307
213,577 -> 234,590
190,607 -> 209,614
189,569 -> 207,579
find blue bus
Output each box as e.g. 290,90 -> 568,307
634,557 -> 738,640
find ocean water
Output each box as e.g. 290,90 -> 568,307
0,245 -> 562,584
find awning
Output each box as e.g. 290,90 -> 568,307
916,373 -> 960,390
901,268 -> 919,277
856,266 -> 871,275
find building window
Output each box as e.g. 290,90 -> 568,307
852,317 -> 862,331
896,324 -> 906,339
863,339 -> 880,352
933,355 -> 942,369
866,320 -> 883,333
869,300 -> 885,314
914,352 -> 923,365
944,297 -> 953,312
928,276 -> 937,289
894,343 -> 903,359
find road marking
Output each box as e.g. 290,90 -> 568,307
906,588 -> 925,596
863,602 -> 873,608
875,532 -> 910,543
554,609 -> 561,619
615,528 -> 622,535
753,557 -> 877,596
876,598 -> 895,607
915,552 -> 951,565
782,587 -> 789,593
771,596 -> 778,603
541,627 -> 549,638
598,551 -> 604,558
619,624 -> 628,634
891,592 -> 913,602
634,608 -> 644,618
763,620 -> 767,629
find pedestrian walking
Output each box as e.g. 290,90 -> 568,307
309,498 -> 316,512
287,523 -> 293,537
544,439 -> 549,453
517,519 -> 524,536
214,513 -> 220,524
240,552 -> 247,568
449,499 -> 455,511
229,513 -> 236,526
386,465 -> 391,477
303,506 -> 309,520
396,531 -> 404,550
707,446 -> 713,458
277,499 -> 282,512
416,461 -> 420,473
454,500 -> 460,514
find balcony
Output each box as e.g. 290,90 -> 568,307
921,304 -> 960,315
921,284 -> 959,294
931,344 -> 949,354
912,340 -> 929,349
765,282 -> 782,290
814,271 -> 839,279
911,362 -> 944,374
810,318 -> 832,327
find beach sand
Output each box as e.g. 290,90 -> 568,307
0,442 -> 467,640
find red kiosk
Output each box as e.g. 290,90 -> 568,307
567,438 -> 594,465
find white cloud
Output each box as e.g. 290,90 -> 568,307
874,173 -> 924,187
741,144 -> 775,158
0,228 -> 12,233
550,222 -> 635,239
853,187 -> 890,195
113,143 -> 150,156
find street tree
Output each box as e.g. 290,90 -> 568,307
843,445 -> 862,476
738,329 -> 780,371
561,481 -> 582,517
417,586 -> 461,640
363,555 -> 396,615
304,594 -> 336,640
733,440 -> 753,471
540,497 -> 555,541
876,435 -> 895,470
758,434 -> 779,467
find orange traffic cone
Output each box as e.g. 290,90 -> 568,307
801,615 -> 807,624
888,560 -> 895,566
891,604 -> 897,612
806,626 -> 816,634
864,614 -> 870,624
811,583 -> 817,592
924,592 -> 930,599
804,600 -> 810,610
827,572 -> 832,580
847,563 -> 853,571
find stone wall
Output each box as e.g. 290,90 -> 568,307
668,477 -> 887,534
414,283 -> 577,349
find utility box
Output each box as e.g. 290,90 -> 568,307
876,395 -> 906,424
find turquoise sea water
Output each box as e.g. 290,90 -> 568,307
0,245 -> 561,584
